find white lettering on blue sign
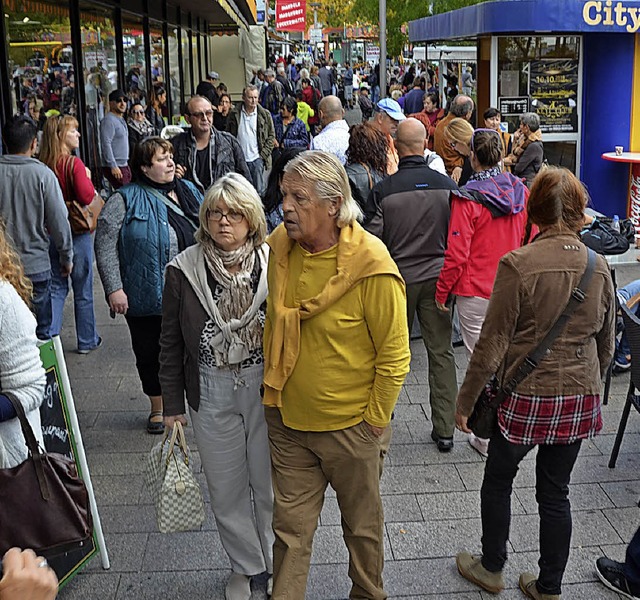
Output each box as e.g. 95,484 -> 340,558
583,1 -> 640,33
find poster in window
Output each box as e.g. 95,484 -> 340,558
529,59 -> 578,133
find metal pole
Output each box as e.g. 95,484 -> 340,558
379,0 -> 386,99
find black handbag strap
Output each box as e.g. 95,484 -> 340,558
502,248 -> 597,396
4,391 -> 50,500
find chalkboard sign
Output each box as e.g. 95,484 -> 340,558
38,340 -> 98,587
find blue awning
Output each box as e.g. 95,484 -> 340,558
409,0 -> 640,42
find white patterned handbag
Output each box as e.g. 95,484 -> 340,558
145,421 -> 205,533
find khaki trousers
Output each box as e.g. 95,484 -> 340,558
265,407 -> 391,600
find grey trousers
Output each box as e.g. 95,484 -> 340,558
190,363 -> 274,575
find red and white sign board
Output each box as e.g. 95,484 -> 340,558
276,0 -> 306,31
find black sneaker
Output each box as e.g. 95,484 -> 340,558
431,430 -> 454,452
595,557 -> 640,599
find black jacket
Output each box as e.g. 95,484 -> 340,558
580,219 -> 631,255
172,128 -> 250,193
364,155 -> 458,285
345,163 -> 384,212
514,140 -> 544,187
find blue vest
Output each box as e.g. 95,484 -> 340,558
118,184 -> 171,317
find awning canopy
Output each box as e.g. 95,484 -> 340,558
409,0 -> 640,42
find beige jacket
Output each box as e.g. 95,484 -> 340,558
457,230 -> 616,416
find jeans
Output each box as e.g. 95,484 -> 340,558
247,157 -> 266,196
480,431 -> 582,595
406,279 -> 458,437
626,526 -> 640,593
49,233 -> 100,350
29,274 -> 52,341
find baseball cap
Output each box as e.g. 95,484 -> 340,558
208,71 -> 220,80
376,97 -> 406,122
108,89 -> 127,102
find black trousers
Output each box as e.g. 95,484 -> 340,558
124,314 -> 162,397
480,431 -> 582,595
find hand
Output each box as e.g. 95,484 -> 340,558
435,299 -> 449,312
583,213 -> 594,226
0,548 -> 58,600
273,139 -> 279,148
455,412 -> 472,433
174,164 -> 186,179
110,166 -> 123,181
108,289 -> 129,315
164,414 -> 188,428
85,166 -> 92,179
60,262 -> 73,277
364,421 -> 386,437
451,166 -> 462,183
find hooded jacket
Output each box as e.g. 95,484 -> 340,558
435,171 -> 530,304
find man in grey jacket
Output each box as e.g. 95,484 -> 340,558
365,118 -> 459,453
0,115 -> 73,340
173,95 -> 250,193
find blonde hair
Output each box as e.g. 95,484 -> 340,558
195,173 -> 267,247
39,114 -> 78,171
0,220 -> 32,306
444,117 -> 474,146
283,150 -> 363,227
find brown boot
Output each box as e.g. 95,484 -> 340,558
456,551 -> 505,594
519,572 -> 561,600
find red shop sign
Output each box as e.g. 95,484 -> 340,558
276,0 -> 306,31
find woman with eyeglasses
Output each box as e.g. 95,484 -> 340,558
160,173 -> 273,600
435,128 -> 531,457
272,96 -> 309,163
126,101 -> 155,158
443,117 -> 475,186
95,137 -> 203,434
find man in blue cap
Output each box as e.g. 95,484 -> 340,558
372,97 -> 406,174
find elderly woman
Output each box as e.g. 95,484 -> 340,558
444,117 -> 475,186
455,168 -> 615,600
40,114 -> 102,354
161,173 -> 272,600
272,96 -> 308,159
263,151 -> 410,599
344,121 -> 388,216
126,101 -> 156,157
95,137 -> 203,434
0,223 -> 46,469
504,112 -> 544,187
435,128 -> 530,457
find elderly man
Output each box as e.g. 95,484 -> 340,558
365,118 -> 459,453
263,150 -> 411,600
260,68 -> 286,117
227,84 -> 275,195
172,95 -> 250,193
433,94 -> 474,181
310,95 -> 350,164
371,97 -> 406,174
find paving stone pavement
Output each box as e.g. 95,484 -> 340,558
56,243 -> 639,600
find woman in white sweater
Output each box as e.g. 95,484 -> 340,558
0,223 -> 46,469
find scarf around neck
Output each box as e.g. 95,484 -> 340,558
262,221 -> 403,406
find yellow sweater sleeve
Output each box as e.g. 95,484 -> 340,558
361,274 -> 411,427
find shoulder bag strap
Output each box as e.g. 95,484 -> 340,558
4,391 -> 50,500
143,185 -> 199,231
502,248 -> 597,396
361,163 -> 373,190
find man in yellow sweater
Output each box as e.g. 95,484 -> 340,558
263,150 -> 411,600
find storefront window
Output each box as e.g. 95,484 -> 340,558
149,20 -> 165,86
181,27 -> 192,102
167,25 -> 182,119
497,36 -> 580,170
192,32 -> 201,85
5,0 -> 74,117
122,13 -> 146,102
79,1 -> 117,180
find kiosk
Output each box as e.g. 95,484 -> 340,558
409,0 -> 640,218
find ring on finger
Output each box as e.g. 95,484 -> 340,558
38,559 -> 48,568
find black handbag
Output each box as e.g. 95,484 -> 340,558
467,248 -> 597,439
0,392 -> 93,560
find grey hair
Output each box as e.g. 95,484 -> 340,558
264,68 -> 275,78
283,151 -> 363,226
243,84 -> 258,96
450,95 -> 474,118
520,112 -> 541,132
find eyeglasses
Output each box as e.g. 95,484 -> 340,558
208,209 -> 244,223
132,110 -> 144,115
471,128 -> 501,153
188,110 -> 214,119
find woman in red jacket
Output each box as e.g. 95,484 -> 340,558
40,115 -> 101,353
435,128 -> 530,456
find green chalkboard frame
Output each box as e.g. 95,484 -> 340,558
38,340 -> 98,588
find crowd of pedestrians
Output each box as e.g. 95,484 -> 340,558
0,52 -> 638,600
